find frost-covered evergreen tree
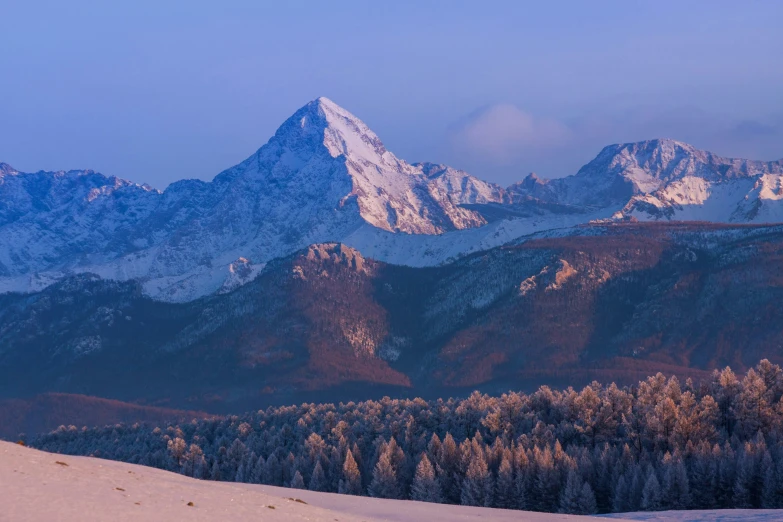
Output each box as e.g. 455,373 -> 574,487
762,453 -> 783,509
28,359 -> 783,515
309,460 -> 326,492
559,469 -> 584,514
577,482 -> 598,515
460,449 -> 493,507
250,455 -> 266,484
369,452 -> 401,499
611,474 -> 628,512
290,470 -> 305,489
532,446 -> 559,511
641,470 -> 662,511
437,432 -> 462,504
234,461 -> 247,483
338,449 -> 363,496
411,454 -> 442,503
167,437 -> 187,469
494,453 -> 514,509
661,457 -> 691,510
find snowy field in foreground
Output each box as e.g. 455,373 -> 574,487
0,441 -> 615,521
3,441 -> 781,522
604,511 -> 783,521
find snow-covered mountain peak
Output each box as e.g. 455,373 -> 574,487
4,97 -> 782,304
0,97 -> 520,301
574,139 -> 783,223
266,97 -> 402,171
586,138 -> 783,184
0,163 -> 18,177
224,97 -> 501,234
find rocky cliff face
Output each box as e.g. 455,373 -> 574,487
2,223 -> 783,410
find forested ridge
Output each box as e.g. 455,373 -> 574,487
31,360 -> 783,514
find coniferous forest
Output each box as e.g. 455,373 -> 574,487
31,360 -> 783,515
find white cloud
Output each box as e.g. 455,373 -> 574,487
448,104 -> 572,166
442,103 -> 783,185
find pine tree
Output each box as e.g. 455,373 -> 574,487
438,433 -> 462,504
532,446 -> 559,511
167,437 -> 187,469
690,451 -> 717,509
384,437 -> 410,494
670,459 -> 691,509
460,450 -> 493,507
226,438 -> 247,480
290,470 -> 305,489
761,453 -> 783,509
283,452 -> 298,487
251,455 -> 266,484
513,447 -> 530,510
182,443 -> 205,477
577,482 -> 598,515
265,454 -> 282,486
411,454 -> 442,503
559,469 -> 584,514
641,470 -> 663,511
369,452 -> 401,499
733,450 -> 754,508
627,465 -> 643,511
338,449 -> 363,496
494,454 -> 514,509
309,460 -> 326,491
234,461 -> 247,483
612,473 -> 628,513
209,459 -> 221,481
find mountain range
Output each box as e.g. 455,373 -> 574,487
2,97 -> 782,302
2,222 -> 783,414
1,98 -> 783,431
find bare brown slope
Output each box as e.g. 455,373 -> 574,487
1,224 -> 783,422
0,394 -> 212,440
429,223 -> 783,388
0,243 -> 412,414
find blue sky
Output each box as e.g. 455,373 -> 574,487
1,1 -> 781,187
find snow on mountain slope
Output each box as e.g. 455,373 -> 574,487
0,98 -> 517,301
3,105 -> 783,302
416,162 -> 508,205
340,207 -> 614,267
510,138 -> 783,222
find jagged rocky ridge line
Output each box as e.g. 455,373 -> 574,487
1,99 -> 782,302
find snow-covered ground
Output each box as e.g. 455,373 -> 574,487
604,511 -> 783,521
6,441 -> 781,521
2,441 -> 618,521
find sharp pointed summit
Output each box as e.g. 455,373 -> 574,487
264,97 -> 393,166
224,97 -> 503,236
2,99 -> 783,303
0,163 -> 17,176
0,98 -> 508,301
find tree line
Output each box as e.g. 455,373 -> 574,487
31,360 -> 783,514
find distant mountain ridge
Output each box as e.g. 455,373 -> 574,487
509,138 -> 783,219
3,223 -> 783,412
2,100 -> 782,302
